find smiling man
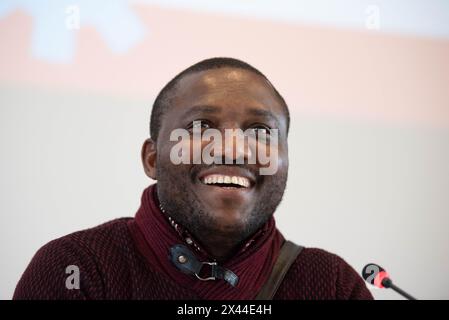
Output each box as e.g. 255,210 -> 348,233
14,58 -> 373,300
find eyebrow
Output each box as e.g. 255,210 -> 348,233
246,108 -> 278,122
182,105 -> 279,125
246,107 -> 273,117
182,105 -> 221,118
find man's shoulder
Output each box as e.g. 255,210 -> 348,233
40,218 -> 132,252
63,217 -> 134,250
296,246 -> 344,264
60,217 -> 140,277
14,218 -> 135,299
275,245 -> 373,299
30,217 -> 136,269
290,246 -> 343,276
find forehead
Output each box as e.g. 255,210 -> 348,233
169,67 -> 286,119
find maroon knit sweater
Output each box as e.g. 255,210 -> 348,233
14,186 -> 373,300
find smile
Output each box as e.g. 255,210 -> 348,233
201,174 -> 250,188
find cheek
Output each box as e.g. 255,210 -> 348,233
255,142 -> 288,176
160,137 -> 208,164
275,142 -> 288,167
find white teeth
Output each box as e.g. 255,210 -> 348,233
201,174 -> 250,188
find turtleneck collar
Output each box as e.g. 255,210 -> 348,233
129,184 -> 284,300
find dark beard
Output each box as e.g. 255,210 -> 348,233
156,162 -> 288,248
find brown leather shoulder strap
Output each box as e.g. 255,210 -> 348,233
255,240 -> 304,300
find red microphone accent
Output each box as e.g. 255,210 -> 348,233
374,270 -> 390,288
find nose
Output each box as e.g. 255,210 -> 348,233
207,128 -> 253,164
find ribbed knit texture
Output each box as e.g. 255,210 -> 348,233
14,186 -> 373,300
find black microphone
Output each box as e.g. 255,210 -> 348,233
361,263 -> 417,300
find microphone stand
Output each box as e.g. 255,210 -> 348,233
381,278 -> 417,300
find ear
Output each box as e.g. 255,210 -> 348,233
141,138 -> 157,180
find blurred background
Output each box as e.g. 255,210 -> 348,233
1,0 -> 448,299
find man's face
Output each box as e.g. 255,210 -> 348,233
147,67 -> 289,246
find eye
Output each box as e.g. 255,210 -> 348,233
187,120 -> 212,131
247,124 -> 272,143
250,124 -> 271,135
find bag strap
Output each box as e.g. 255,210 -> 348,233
255,240 -> 304,300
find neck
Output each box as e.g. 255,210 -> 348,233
160,204 -> 249,262
195,230 -> 244,263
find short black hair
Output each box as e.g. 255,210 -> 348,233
149,57 -> 289,141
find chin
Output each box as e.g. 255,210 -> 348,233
207,205 -> 248,222
208,211 -> 252,233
